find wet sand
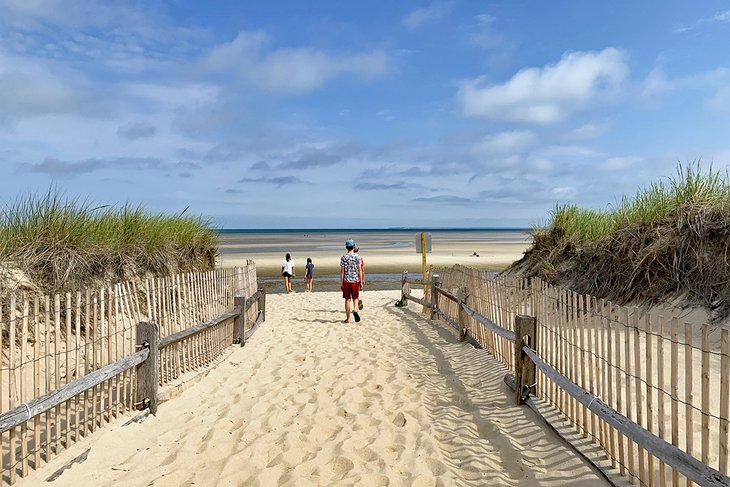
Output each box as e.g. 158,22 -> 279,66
217,230 -> 532,279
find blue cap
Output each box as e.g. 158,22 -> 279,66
345,239 -> 355,247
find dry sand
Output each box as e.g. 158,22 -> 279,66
22,290 -> 607,487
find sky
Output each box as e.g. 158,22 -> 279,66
1,1 -> 730,229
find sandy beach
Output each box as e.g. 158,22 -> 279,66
22,290 -> 607,487
217,230 -> 532,293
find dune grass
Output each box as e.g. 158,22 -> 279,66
0,190 -> 217,291
542,162 -> 730,242
511,162 -> 730,321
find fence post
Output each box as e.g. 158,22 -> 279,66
457,286 -> 468,342
257,287 -> 266,322
136,321 -> 159,414
401,271 -> 409,302
234,294 -> 247,346
430,274 -> 441,320
514,314 -> 537,406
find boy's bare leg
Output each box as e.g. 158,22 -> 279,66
344,298 -> 351,322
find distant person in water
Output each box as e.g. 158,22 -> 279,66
340,239 -> 363,323
281,253 -> 295,293
304,257 -> 314,292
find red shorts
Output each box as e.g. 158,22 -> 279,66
341,281 -> 360,300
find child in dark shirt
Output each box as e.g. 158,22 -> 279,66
304,257 -> 314,292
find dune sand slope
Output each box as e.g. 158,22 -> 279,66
22,290 -> 608,487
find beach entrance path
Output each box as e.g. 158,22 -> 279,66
20,290 -> 609,487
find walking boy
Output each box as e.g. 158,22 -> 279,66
340,239 -> 363,323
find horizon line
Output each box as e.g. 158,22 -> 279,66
217,227 -> 533,232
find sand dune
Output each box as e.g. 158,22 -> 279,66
21,290 -> 608,486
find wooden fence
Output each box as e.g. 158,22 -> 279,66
400,265 -> 730,487
0,263 -> 262,484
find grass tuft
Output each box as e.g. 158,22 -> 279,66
0,189 -> 217,291
509,162 -> 730,322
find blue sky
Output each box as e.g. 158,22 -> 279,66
1,1 -> 730,228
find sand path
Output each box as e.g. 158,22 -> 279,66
22,290 -> 608,486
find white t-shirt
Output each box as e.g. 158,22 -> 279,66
282,260 -> 295,274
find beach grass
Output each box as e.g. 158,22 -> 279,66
541,162 -> 730,242
512,162 -> 730,321
0,189 -> 217,291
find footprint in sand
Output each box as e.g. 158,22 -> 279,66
420,457 -> 448,476
158,451 -> 178,467
311,424 -> 342,443
384,443 -> 405,460
196,428 -> 215,454
358,473 -> 390,486
411,474 -> 439,487
356,446 -> 378,462
265,452 -> 284,468
329,456 -> 354,480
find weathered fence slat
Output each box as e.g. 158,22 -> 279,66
403,294 -> 431,308
461,302 -> 517,342
0,349 -> 149,435
522,345 -> 730,487
411,267 -> 730,487
158,310 -> 240,349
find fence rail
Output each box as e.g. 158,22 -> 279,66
0,263 -> 261,485
400,265 -> 730,487
0,349 -> 150,436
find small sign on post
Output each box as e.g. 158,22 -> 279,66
415,233 -> 432,253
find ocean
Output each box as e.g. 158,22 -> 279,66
217,228 -> 532,294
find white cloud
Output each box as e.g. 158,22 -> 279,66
538,145 -> 603,158
714,10 -> 730,23
567,122 -> 610,140
468,13 -> 504,50
0,0 -> 144,29
402,2 -> 451,30
376,109 -> 394,122
641,65 -> 730,111
551,186 -> 576,199
0,48 -> 95,121
642,67 -> 672,97
676,9 -> 730,32
472,130 -> 537,155
476,14 -> 495,25
603,156 -> 643,171
709,86 -> 730,112
529,157 -> 553,173
204,31 -> 389,94
0,0 -> 183,45
122,82 -> 220,108
459,48 -> 629,124
205,30 -> 268,70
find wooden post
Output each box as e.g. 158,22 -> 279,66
257,287 -> 266,322
457,286 -> 468,342
421,232 -> 428,297
514,314 -> 537,406
234,294 -> 246,346
135,322 -> 159,415
401,271 -> 409,302
430,274 -> 441,320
